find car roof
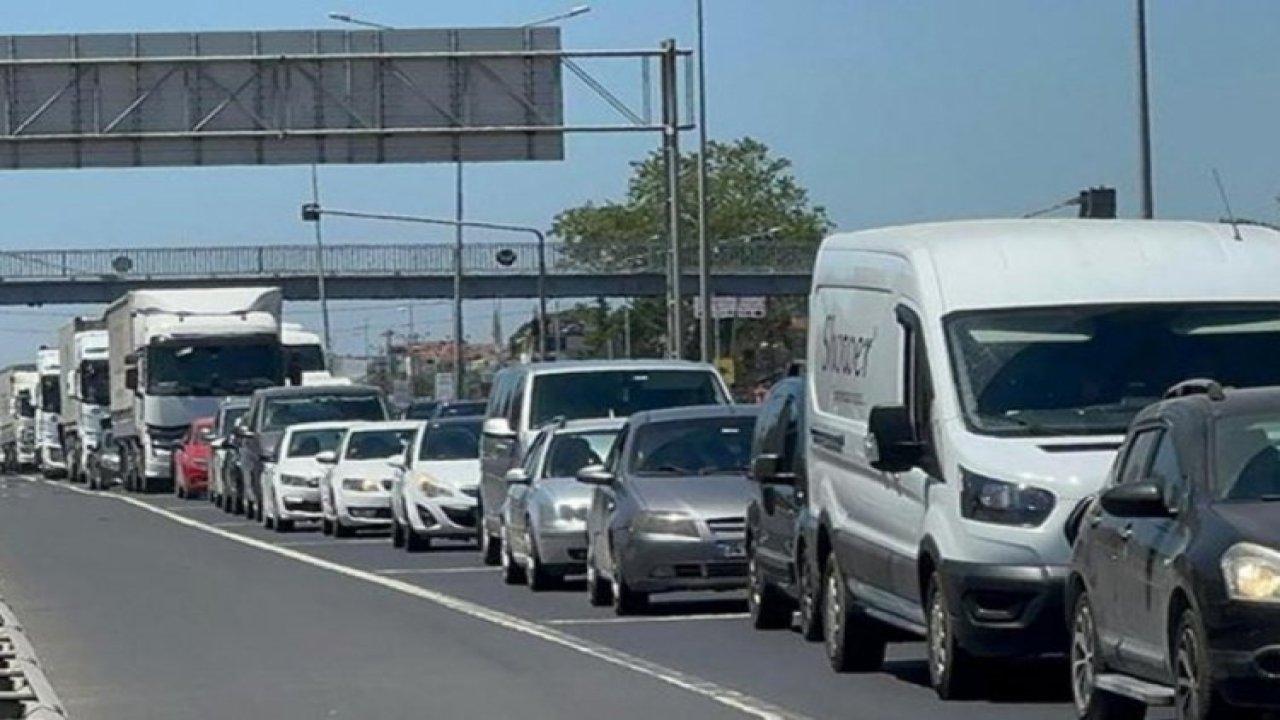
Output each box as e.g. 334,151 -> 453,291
817,219 -> 1280,314
499,359 -> 718,377
255,384 -> 381,399
629,404 -> 758,425
1137,386 -> 1280,425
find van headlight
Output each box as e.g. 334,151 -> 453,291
632,511 -> 701,539
960,469 -> 1055,527
1222,543 -> 1280,603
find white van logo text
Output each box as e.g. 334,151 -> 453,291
820,316 -> 875,378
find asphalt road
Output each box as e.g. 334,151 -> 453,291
0,473 -> 1174,720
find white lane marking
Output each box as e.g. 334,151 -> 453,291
210,521 -> 258,528
42,480 -> 805,720
547,613 -> 751,626
375,567 -> 500,576
276,538 -> 390,547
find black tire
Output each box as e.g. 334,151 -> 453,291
748,541 -> 793,630
321,517 -> 334,536
925,572 -> 982,700
1071,591 -> 1147,720
275,519 -> 294,533
502,536 -> 527,585
587,559 -> 612,606
480,519 -> 502,566
1174,608 -> 1231,720
798,544 -> 824,642
392,520 -> 406,548
823,548 -> 886,673
526,529 -> 554,592
611,573 -> 647,616
333,519 -> 353,538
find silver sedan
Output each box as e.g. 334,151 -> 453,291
500,418 -> 623,590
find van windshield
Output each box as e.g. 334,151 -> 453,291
530,370 -> 725,427
946,304 -> 1280,436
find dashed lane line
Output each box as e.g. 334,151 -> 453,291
20,477 -> 809,720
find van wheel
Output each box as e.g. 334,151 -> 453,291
1174,608 -> 1229,720
1071,591 -> 1146,720
823,549 -> 885,672
926,572 -> 982,700
748,545 -> 792,630
797,545 -> 824,641
333,519 -> 353,538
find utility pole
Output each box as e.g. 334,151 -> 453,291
1136,0 -> 1155,219
660,39 -> 683,360
453,158 -> 466,396
695,0 -> 713,363
309,165 -> 333,355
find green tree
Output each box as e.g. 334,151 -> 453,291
550,138 -> 831,384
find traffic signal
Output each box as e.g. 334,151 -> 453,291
1077,187 -> 1116,219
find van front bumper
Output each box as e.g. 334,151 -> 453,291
939,560 -> 1069,658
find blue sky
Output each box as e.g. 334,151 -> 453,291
1,1 -> 1278,363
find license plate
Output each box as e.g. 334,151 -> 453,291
719,541 -> 745,559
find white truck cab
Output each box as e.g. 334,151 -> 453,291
34,347 -> 64,477
58,318 -> 109,484
806,219 -> 1280,697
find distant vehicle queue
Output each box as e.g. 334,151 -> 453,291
11,220 -> 1280,720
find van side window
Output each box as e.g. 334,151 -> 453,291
508,377 -> 525,428
897,306 -> 935,470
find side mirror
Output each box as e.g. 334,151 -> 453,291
124,367 -> 138,391
505,468 -> 531,485
750,452 -> 796,485
866,405 -> 922,473
315,450 -> 338,465
483,417 -> 517,440
1099,481 -> 1171,518
234,425 -> 255,440
576,464 -> 615,486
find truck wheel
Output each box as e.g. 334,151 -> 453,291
925,571 -> 982,700
823,548 -> 886,672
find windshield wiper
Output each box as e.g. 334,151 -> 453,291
639,465 -> 691,475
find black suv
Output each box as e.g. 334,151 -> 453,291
1068,380 -> 1280,720
744,371 -> 823,638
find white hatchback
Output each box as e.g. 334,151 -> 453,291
319,421 -> 421,537
390,417 -> 483,551
260,422 -> 349,532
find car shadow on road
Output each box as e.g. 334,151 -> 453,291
883,657 -> 1071,704
635,597 -> 748,617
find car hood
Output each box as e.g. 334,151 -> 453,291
416,459 -> 480,489
538,476 -> 594,505
629,474 -> 753,518
1211,502 -> 1280,548
276,457 -> 327,478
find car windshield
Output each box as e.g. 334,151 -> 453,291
419,420 -> 482,461
80,359 -> 109,406
544,430 -> 619,478
946,304 -> 1280,436
218,407 -> 247,435
345,429 -> 415,460
263,394 -> 386,431
403,401 -> 439,420
39,375 -> 59,413
434,401 -> 487,418
530,370 -> 724,426
148,340 -> 282,397
286,429 -> 345,458
630,416 -> 756,476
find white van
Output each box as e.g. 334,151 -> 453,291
806,219 -> 1280,698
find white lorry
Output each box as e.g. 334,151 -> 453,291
58,317 -> 110,484
107,287 -> 284,493
0,364 -> 38,471
281,322 -> 331,385
35,347 -> 65,477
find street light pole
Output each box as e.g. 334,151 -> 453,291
1136,0 -> 1155,219
309,165 -> 333,356
299,204 -> 550,363
695,0 -> 713,364
660,39 -> 683,360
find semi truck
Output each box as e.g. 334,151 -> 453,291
0,364 -> 38,471
34,347 -> 64,477
107,287 -> 284,493
281,322 -> 328,385
58,317 -> 110,484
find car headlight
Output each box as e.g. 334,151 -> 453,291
342,477 -> 381,492
1222,543 -> 1280,603
632,511 -> 701,539
556,503 -> 589,523
960,469 -> 1055,527
280,474 -> 313,487
418,477 -> 454,498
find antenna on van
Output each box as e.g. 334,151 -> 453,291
1212,168 -> 1243,242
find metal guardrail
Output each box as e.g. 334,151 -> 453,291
0,598 -> 66,719
0,241 -> 816,282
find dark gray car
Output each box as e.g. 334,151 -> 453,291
581,404 -> 760,615
234,385 -> 388,520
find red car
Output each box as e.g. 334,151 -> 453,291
173,417 -> 215,499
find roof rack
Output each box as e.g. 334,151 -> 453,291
1164,378 -> 1226,401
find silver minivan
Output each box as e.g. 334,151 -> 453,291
477,360 -> 731,564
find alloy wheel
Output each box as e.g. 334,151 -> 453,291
1175,626 -> 1200,720
824,564 -> 842,658
1070,599 -> 1097,714
928,587 -> 950,685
